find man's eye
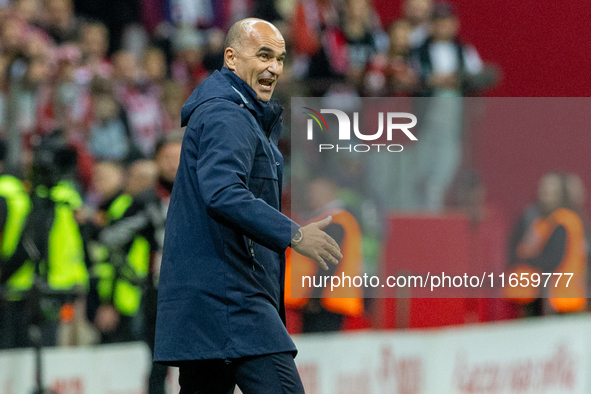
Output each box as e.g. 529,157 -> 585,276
260,53 -> 269,60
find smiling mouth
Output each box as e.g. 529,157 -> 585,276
258,78 -> 275,91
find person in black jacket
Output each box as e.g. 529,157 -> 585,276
409,2 -> 488,210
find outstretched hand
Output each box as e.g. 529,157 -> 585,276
292,215 -> 342,270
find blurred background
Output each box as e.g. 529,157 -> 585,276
0,0 -> 591,392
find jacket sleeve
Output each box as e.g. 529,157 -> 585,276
190,99 -> 299,253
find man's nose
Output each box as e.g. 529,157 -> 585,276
267,59 -> 281,75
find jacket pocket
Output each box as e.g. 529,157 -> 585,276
249,158 -> 278,198
250,158 -> 278,180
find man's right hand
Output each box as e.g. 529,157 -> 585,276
291,216 -> 343,270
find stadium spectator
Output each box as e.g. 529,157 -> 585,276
364,19 -> 418,96
170,27 -> 208,98
78,21 -> 111,78
113,50 -> 164,157
201,27 -> 226,74
167,0 -> 214,28
1,17 -> 26,61
112,50 -> 140,87
10,35 -> 51,139
290,0 -> 348,92
142,46 -> 167,87
13,0 -> 40,23
87,78 -> 130,161
342,0 -> 383,89
86,160 -> 151,344
125,159 -> 157,196
412,2 -> 485,96
85,161 -> 124,334
408,2 -> 486,210
403,0 -> 433,49
161,80 -> 184,132
40,0 -> 82,44
45,44 -> 85,138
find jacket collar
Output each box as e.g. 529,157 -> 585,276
220,67 -> 283,138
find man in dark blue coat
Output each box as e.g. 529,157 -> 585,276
154,18 -> 343,393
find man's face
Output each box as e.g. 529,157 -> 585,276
226,22 -> 286,102
82,25 -> 108,58
92,162 -> 123,199
432,17 -> 459,41
404,0 -> 433,24
538,174 -> 562,213
46,0 -> 72,26
113,52 -> 140,82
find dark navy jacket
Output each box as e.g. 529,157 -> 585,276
154,68 -> 299,364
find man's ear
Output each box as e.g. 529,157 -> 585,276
224,48 -> 237,71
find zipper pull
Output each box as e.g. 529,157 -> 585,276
249,239 -> 256,270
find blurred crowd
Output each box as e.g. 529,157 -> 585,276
0,0 -> 499,172
0,0 -> 217,170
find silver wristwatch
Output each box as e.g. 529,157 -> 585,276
291,228 -> 303,246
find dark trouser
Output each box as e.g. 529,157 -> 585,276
178,352 -> 305,394
145,286 -> 167,394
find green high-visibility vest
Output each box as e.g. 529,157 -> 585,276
0,175 -> 32,286
94,194 -> 150,316
3,178 -> 88,296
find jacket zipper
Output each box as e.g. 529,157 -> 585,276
248,238 -> 256,270
266,111 -> 282,142
247,108 -> 281,271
